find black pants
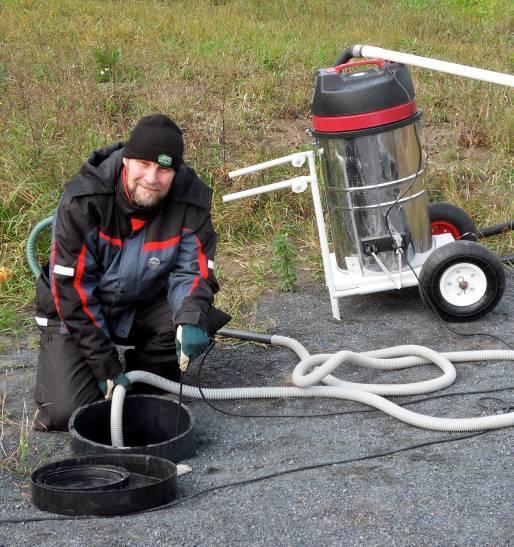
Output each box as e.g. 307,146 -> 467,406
34,297 -> 229,431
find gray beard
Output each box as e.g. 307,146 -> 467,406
129,185 -> 168,208
132,193 -> 162,208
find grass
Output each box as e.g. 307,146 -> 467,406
0,0 -> 512,333
0,366 -> 60,477
0,373 -> 31,475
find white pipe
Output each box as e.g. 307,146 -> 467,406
353,45 -> 514,87
305,151 -> 337,304
228,152 -> 307,178
111,337 -> 514,446
223,176 -> 310,203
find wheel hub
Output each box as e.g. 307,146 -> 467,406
457,277 -> 469,290
431,220 -> 461,240
439,262 -> 487,306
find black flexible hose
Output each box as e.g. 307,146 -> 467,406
217,327 -> 272,344
477,220 -> 514,238
333,46 -> 357,66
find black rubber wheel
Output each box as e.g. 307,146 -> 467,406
419,240 -> 505,321
428,202 -> 477,241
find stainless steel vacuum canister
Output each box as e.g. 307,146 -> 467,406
311,60 -> 431,273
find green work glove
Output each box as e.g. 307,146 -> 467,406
176,324 -> 210,371
98,372 -> 132,399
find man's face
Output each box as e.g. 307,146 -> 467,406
122,157 -> 176,207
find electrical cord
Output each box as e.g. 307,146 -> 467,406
477,396 -> 513,414
382,63 -> 513,351
0,429 -> 492,525
382,61 -> 422,242
175,370 -> 185,438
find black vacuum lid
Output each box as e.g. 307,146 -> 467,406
31,454 -> 177,516
311,60 -> 416,132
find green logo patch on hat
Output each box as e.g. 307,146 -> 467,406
157,153 -> 173,167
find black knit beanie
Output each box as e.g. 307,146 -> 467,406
123,114 -> 184,170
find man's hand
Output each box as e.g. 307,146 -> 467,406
98,372 -> 132,399
176,324 -> 210,371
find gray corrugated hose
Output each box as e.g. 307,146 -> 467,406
111,336 -> 514,446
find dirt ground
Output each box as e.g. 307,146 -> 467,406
0,271 -> 513,545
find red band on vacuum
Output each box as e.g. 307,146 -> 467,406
312,100 -> 417,132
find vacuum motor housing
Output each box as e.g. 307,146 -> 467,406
311,60 -> 432,273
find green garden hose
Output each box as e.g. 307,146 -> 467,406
26,215 -> 53,278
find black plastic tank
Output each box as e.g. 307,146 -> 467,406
69,395 -> 197,462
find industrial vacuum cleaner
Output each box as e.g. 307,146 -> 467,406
223,45 -> 513,321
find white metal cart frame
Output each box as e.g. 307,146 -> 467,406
222,47 -> 513,320
223,151 -> 453,320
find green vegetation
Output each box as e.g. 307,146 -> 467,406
272,230 -> 298,291
0,0 -> 512,332
93,46 -> 122,83
0,378 -> 30,475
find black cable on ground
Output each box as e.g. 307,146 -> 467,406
0,429 -> 493,525
175,370 -> 185,438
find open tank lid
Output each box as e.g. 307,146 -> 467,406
31,454 -> 177,516
311,60 -> 417,132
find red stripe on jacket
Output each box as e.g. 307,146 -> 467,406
99,231 -> 124,247
189,276 -> 200,294
143,236 -> 180,252
188,233 -> 209,296
196,235 -> 209,279
74,245 -> 102,329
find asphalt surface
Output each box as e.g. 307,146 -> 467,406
0,272 -> 513,546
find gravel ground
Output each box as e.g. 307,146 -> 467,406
0,273 -> 513,546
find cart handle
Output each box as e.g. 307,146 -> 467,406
328,59 -> 386,73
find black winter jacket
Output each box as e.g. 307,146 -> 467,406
36,143 -> 220,381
